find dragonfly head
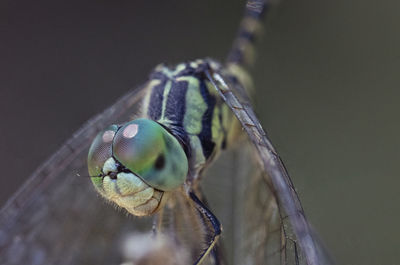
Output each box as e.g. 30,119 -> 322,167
87,118 -> 188,216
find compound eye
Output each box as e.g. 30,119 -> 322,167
87,125 -> 119,177
112,120 -> 164,176
112,119 -> 188,191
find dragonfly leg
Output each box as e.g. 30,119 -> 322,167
195,187 -> 227,265
189,191 -> 222,265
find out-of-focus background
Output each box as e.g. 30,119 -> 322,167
0,0 -> 399,264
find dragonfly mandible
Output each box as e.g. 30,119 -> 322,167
0,1 -> 332,264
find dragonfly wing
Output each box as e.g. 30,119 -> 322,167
205,69 -> 332,265
200,138 -> 285,265
0,85 -> 152,264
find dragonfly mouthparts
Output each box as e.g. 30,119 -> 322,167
108,171 -> 118,180
93,157 -> 166,216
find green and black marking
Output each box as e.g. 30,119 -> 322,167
143,60 -> 234,178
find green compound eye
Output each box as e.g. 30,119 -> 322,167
112,118 -> 188,191
87,124 -> 119,177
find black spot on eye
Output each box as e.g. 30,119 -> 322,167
154,154 -> 165,170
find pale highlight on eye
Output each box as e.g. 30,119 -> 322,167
102,130 -> 115,142
123,124 -> 139,138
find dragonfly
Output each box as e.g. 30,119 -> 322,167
0,0 -> 332,264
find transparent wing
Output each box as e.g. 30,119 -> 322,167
202,140 -> 279,265
0,85 -> 153,265
204,69 -> 332,265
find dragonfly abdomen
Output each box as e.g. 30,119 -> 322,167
143,60 -> 235,176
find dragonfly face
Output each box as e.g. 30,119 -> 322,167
87,118 -> 188,216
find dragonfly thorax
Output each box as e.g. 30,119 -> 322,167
143,59 -> 236,178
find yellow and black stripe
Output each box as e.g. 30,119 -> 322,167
142,60 -> 233,176
227,0 -> 268,67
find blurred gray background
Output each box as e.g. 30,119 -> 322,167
1,0 -> 399,264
